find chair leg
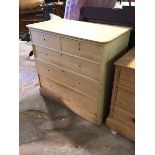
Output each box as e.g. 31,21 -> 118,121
129,0 -> 131,6
29,50 -> 33,58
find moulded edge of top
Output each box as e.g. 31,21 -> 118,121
27,19 -> 132,44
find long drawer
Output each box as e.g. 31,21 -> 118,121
115,86 -> 135,108
61,37 -> 102,62
113,106 -> 135,127
40,75 -> 98,114
115,102 -> 135,116
33,45 -> 100,81
30,30 -> 61,51
118,68 -> 135,90
36,59 -> 99,98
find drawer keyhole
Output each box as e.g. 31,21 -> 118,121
60,53 -> 63,56
78,82 -> 80,85
132,118 -> 135,123
46,53 -> 48,56
48,69 -> 50,72
44,38 -> 45,41
61,69 -> 63,72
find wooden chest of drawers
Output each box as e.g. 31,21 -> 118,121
106,47 -> 135,141
27,19 -> 131,125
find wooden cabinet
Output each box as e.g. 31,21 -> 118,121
106,47 -> 135,141
28,19 -> 131,125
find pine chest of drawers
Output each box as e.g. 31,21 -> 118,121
27,19 -> 131,125
106,47 -> 135,140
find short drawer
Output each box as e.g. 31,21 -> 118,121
118,68 -> 135,90
113,106 -> 135,126
36,59 -> 99,99
30,30 -> 61,51
61,37 -> 102,62
116,86 -> 135,108
33,45 -> 100,81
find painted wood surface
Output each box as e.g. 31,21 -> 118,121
29,19 -> 131,125
40,87 -> 100,125
30,30 -> 61,51
27,19 -> 131,43
36,58 -> 99,99
61,37 -> 102,62
40,75 -> 98,114
33,45 -> 100,80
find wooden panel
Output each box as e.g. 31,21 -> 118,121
113,106 -> 135,126
34,45 -> 100,80
36,59 -> 99,98
106,117 -> 135,141
61,37 -> 102,62
106,48 -> 135,141
115,103 -> 135,116
116,86 -> 135,108
40,75 -> 98,114
118,68 -> 135,90
30,30 -> 61,51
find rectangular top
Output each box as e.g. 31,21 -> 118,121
27,19 -> 131,43
115,47 -> 135,69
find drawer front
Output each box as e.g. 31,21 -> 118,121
30,30 -> 61,51
116,86 -> 135,108
40,75 -> 98,114
118,68 -> 135,90
115,103 -> 135,116
61,37 -> 102,62
113,106 -> 135,127
36,59 -> 99,98
34,45 -> 100,81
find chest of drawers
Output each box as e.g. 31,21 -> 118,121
27,19 -> 131,125
106,47 -> 135,140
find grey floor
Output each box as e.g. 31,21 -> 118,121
19,40 -> 135,155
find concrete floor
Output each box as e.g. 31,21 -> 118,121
19,40 -> 135,155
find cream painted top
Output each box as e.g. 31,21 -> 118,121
27,19 -> 131,43
115,47 -> 135,69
